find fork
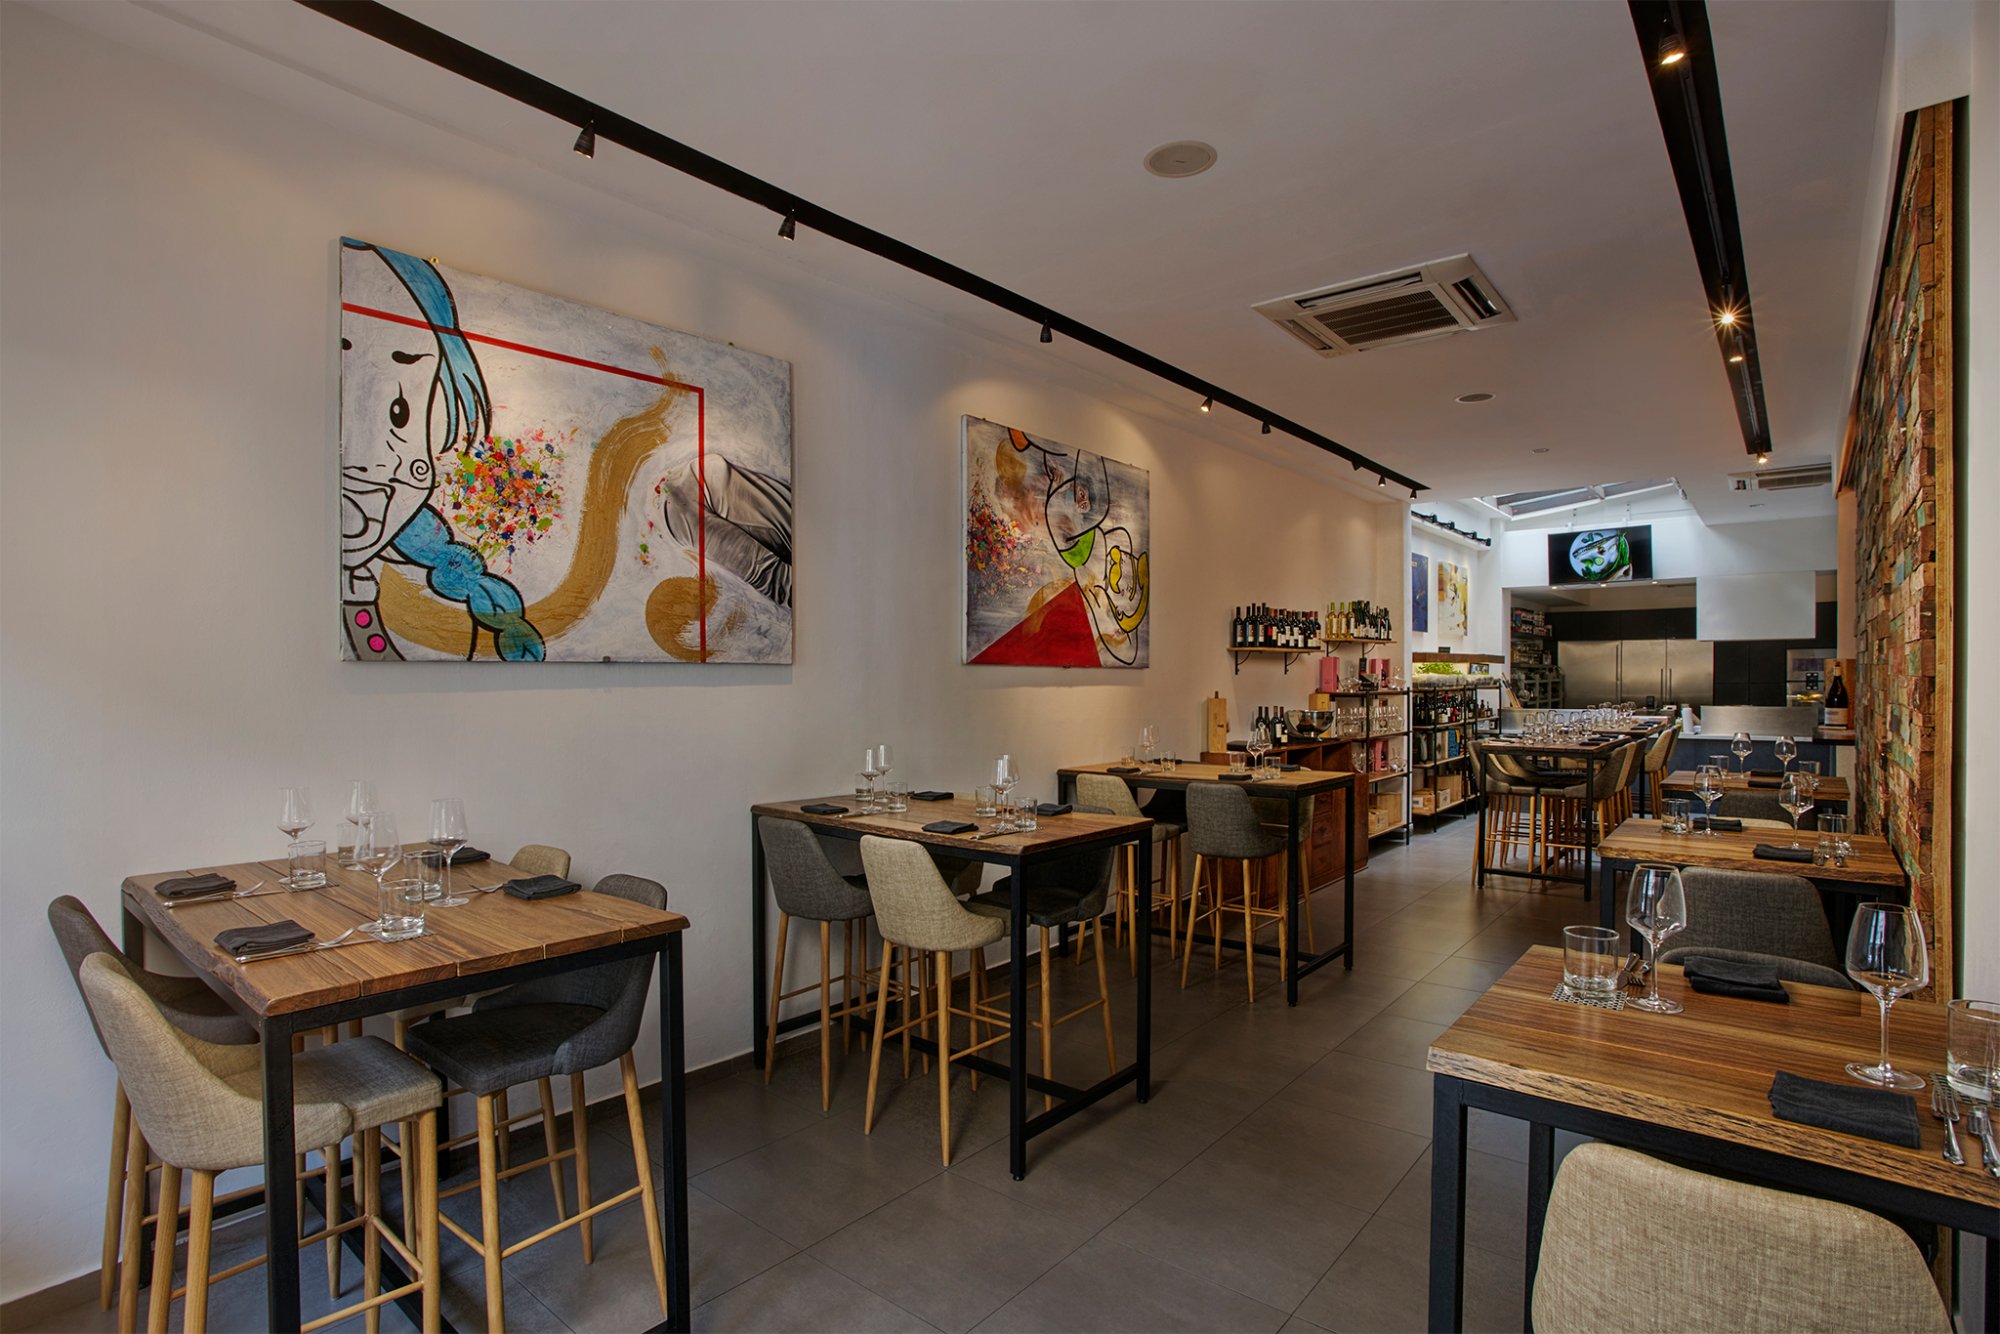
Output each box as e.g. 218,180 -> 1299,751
163,881 -> 270,909
1969,1104 -> 2000,1179
234,921 -> 374,964
1929,1076 -> 1966,1166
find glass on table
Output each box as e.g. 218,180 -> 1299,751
376,876 -> 426,942
1662,798 -> 1692,835
1779,774 -> 1815,849
884,780 -> 909,813
1794,759 -> 1820,797
1561,925 -> 1622,995
286,840 -> 327,890
355,812 -> 403,929
278,787 -> 314,883
410,847 -> 446,902
1946,999 -> 1999,1103
342,779 -> 375,869
1693,764 -> 1725,834
854,771 -> 876,811
1139,724 -> 1158,768
428,796 -> 470,907
1625,863 -> 1687,1015
994,754 -> 1017,810
1013,795 -> 1039,832
974,785 -> 999,817
1228,752 -> 1249,776
1774,736 -> 1798,772
1730,731 -> 1753,772
1843,903 -> 1929,1090
1813,813 -> 1845,866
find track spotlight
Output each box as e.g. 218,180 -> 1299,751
1715,309 -> 1736,328
1198,396 -> 1212,413
778,212 -> 797,241
1410,486 -> 1419,499
1377,474 -> 1387,489
1756,451 -> 1770,465
1261,422 -> 1271,435
1040,321 -> 1052,344
572,121 -> 596,158
1657,33 -> 1687,67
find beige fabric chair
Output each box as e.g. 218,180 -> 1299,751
1533,1143 -> 1950,1334
509,844 -> 572,880
79,954 -> 442,1334
856,836 -> 1007,1165
1075,772 -> 1184,970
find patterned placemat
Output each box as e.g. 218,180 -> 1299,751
1551,983 -> 1628,1011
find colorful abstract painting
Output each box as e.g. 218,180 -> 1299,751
1410,553 -> 1430,633
339,239 -> 792,663
1437,560 -> 1469,640
963,416 -> 1149,667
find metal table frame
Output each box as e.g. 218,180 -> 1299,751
1055,767 -> 1360,1005
122,902 -> 692,1334
1428,1074 -> 2000,1332
1474,733 -> 1656,894
750,808 -> 1152,1180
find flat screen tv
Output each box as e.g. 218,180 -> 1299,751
1548,525 -> 1653,585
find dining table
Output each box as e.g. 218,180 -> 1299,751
1473,725 -> 1664,893
1426,946 -> 2000,1332
1055,760 -> 1362,1003
749,795 -> 1153,1179
121,850 -> 693,1334
1658,767 -> 1852,812
1594,815 -> 1906,943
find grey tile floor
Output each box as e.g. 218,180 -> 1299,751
36,818 -> 1593,1333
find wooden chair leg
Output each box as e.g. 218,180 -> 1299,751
900,946 -> 915,1081
968,947 -> 986,1092
184,1169 -> 213,1334
1038,928 -> 1055,1112
818,920 -> 833,1112
1241,861 -> 1257,1004
101,1082 -> 130,1310
1094,919 -> 1117,1074
391,1019 -> 417,1241
764,912 -> 789,1084
362,1129 -> 382,1334
621,1052 -> 671,1317
475,1095 -> 505,1334
146,1162 -> 180,1334
1181,855 -> 1208,988
538,1078 -> 567,1226
118,1114 -> 146,1333
842,922 -> 855,1055
496,1088 -> 512,1173
864,945 -> 892,1135
935,950 -> 955,1166
324,1142 -> 342,1298
417,1112 -> 440,1334
571,1072 -> 594,1264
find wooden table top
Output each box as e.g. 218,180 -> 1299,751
1483,733 -> 1651,757
1056,760 -> 1358,794
752,795 -> 1151,856
1660,769 -> 1851,802
1596,817 -> 1905,887
1429,947 -> 1998,1210
123,853 -> 688,1018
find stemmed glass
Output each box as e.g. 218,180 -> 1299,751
1730,732 -> 1753,773
428,797 -> 470,906
1774,736 -> 1798,773
356,812 -> 404,931
1844,904 -> 1930,1090
279,787 -> 313,883
874,744 -> 894,794
994,755 -> 1017,811
342,780 -> 374,868
1139,724 -> 1158,769
860,748 -> 882,810
1694,763 -> 1724,835
1626,863 -> 1688,1014
1247,730 -> 1270,777
1778,774 -> 1815,849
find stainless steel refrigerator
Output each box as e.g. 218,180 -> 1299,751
1559,640 -> 1714,706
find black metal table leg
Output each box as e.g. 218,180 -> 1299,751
1598,857 -> 1620,932
1134,829 -> 1152,1102
750,814 -> 768,1066
1581,754 -> 1597,899
1345,777 -> 1357,970
1429,1075 -> 1469,1332
261,1015 -> 302,1333
1524,1122 -> 1555,1331
1285,788 -> 1302,1007
658,934 -> 691,1332
1008,853 -> 1029,1181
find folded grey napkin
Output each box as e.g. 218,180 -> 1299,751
448,847 -> 490,865
1748,776 -> 1783,789
799,803 -> 849,815
922,819 -> 978,835
216,919 -> 313,955
1106,766 -> 1142,775
1768,1071 -> 1920,1147
157,873 -> 236,899
911,791 -> 953,802
1036,802 -> 1073,817
1220,773 -> 1254,782
504,875 -> 580,900
1683,954 -> 1788,1003
1691,816 -> 1743,832
1753,844 -> 1814,863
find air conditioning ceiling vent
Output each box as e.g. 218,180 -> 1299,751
1254,255 -> 1516,357
1730,462 -> 1832,493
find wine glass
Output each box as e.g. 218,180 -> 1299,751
1139,724 -> 1158,769
1774,736 -> 1798,773
1625,863 -> 1688,1014
994,755 -> 1017,810
1730,732 -> 1753,773
1247,731 -> 1269,776
1844,904 -> 1930,1090
1778,774 -> 1815,849
428,797 -> 470,906
860,748 -> 881,810
342,780 -> 374,869
1694,763 -> 1724,835
356,812 -> 403,930
874,744 -> 894,794
278,787 -> 313,883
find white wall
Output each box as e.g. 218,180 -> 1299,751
0,9 -> 1406,1301
1496,513 -> 1835,590
1407,500 -> 1502,658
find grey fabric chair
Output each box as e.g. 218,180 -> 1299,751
1711,790 -> 1793,825
856,836 -> 1007,1165
48,896 -> 256,1318
1181,782 -> 1289,1000
404,874 -> 670,1332
965,806 -> 1119,1107
1470,739 -> 1542,871
1540,744 -> 1640,891
1656,945 -> 1854,990
1649,867 -> 1845,973
1532,1143 -> 1950,1333
757,816 -> 875,1109
1075,773 -> 1184,972
78,953 -> 442,1334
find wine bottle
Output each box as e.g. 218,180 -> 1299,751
1824,666 -> 1851,727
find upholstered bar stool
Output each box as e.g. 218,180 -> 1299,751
856,836 -> 1007,1166
1637,724 -> 1680,816
1074,773 -> 1182,971
1539,744 -> 1639,882
403,874 -> 669,1333
48,897 -> 259,1323
77,953 -> 443,1334
963,811 -> 1119,1109
1468,741 -> 1542,871
757,816 -> 876,1110
1181,782 -> 1289,1001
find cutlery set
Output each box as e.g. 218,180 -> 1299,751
1929,1074 -> 1999,1179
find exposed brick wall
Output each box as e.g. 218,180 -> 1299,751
1847,102 -> 1956,994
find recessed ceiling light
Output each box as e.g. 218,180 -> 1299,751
1143,141 -> 1218,179
1532,447 -> 1550,454
1748,503 -> 1764,508
1455,392 -> 1495,404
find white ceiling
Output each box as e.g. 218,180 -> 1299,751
49,0 -> 1890,521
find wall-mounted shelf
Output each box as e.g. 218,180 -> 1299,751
1230,646 -> 1310,675
1322,636 -> 1397,647
1412,651 -> 1505,664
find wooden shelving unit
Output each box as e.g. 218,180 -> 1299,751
1409,680 -> 1503,827
1229,645 -> 1311,675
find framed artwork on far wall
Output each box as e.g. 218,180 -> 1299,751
1411,552 -> 1430,633
962,415 -> 1150,667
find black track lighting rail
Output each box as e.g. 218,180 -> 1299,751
1629,0 -> 1772,457
295,0 -> 1426,493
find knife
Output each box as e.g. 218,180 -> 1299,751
1969,1104 -> 2000,1179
